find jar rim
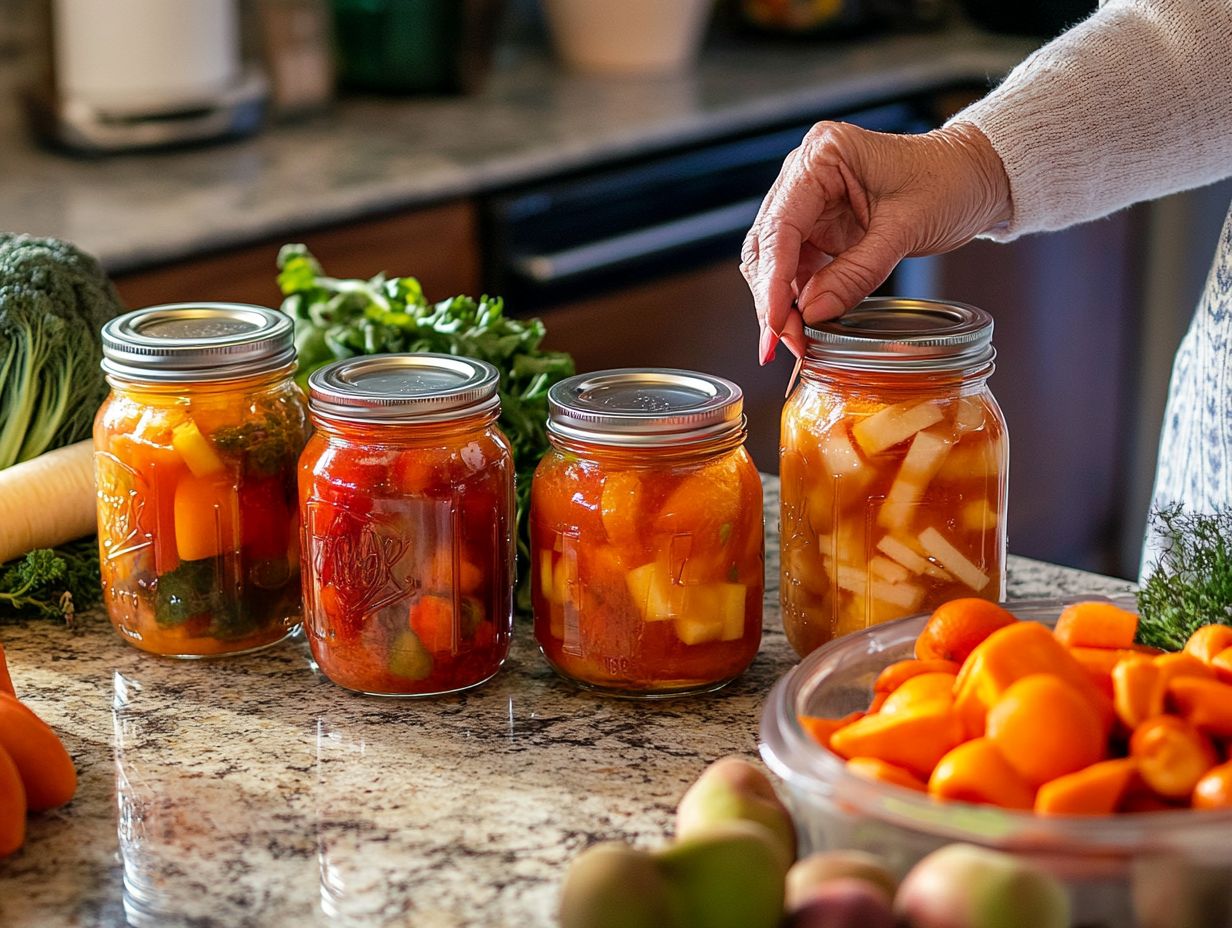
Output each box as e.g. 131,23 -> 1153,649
308,352 -> 501,424
547,368 -> 745,448
805,297 -> 994,372
101,303 -> 296,382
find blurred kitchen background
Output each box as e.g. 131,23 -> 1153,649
0,0 -> 1228,581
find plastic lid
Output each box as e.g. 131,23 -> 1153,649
805,297 -> 995,371
101,303 -> 296,382
548,368 -> 744,447
307,353 -> 500,423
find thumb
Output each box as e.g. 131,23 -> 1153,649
795,229 -> 903,323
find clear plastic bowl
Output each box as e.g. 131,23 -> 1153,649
759,595 -> 1232,928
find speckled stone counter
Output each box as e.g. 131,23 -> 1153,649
0,30 -> 1033,274
0,478 -> 1131,927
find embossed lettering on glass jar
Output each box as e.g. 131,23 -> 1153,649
532,369 -> 764,696
299,353 -> 515,696
95,304 -> 309,657
780,298 -> 1009,658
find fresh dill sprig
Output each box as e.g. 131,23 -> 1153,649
1136,505 -> 1232,650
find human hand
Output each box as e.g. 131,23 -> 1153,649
740,121 -> 1012,362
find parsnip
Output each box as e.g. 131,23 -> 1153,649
0,440 -> 96,564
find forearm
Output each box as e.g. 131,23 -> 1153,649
949,0 -> 1232,240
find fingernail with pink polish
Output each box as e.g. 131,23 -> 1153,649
758,325 -> 779,365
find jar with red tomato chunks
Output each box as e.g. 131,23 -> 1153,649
299,354 -> 515,696
532,369 -> 764,696
780,298 -> 1009,658
95,304 -> 309,657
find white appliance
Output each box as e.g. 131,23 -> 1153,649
29,0 -> 266,152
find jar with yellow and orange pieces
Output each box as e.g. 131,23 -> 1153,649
94,304 -> 309,657
779,298 -> 1008,658
531,369 -> 764,696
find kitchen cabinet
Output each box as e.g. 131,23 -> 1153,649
112,200 -> 482,310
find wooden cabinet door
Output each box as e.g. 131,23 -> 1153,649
533,260 -> 794,472
113,201 -> 481,311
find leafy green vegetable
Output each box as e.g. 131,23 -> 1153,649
1136,505 -> 1232,650
276,244 -> 576,612
212,402 -> 308,478
0,233 -> 123,469
0,539 -> 101,623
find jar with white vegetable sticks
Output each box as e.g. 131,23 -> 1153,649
94,304 -> 309,657
779,298 -> 1008,657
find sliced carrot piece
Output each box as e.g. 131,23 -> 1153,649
873,658 -> 961,694
1129,715 -> 1217,800
954,621 -> 1115,737
928,738 -> 1035,810
1193,760 -> 1232,810
1211,647 -> 1232,685
1183,625 -> 1232,665
846,757 -> 928,792
1053,601 -> 1138,649
0,694 -> 77,812
878,672 -> 956,717
1070,647 -> 1140,699
0,745 -> 26,857
798,711 -> 863,751
914,598 -> 1017,664
986,674 -> 1106,787
829,708 -> 966,780
1112,655 -> 1162,730
1035,758 -> 1137,816
1167,677 -> 1232,738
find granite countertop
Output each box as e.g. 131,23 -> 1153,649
0,29 -> 1034,275
0,477 -> 1132,928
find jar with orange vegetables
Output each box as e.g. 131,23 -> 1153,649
532,369 -> 764,696
95,304 -> 309,657
780,298 -> 1008,657
299,354 -> 515,696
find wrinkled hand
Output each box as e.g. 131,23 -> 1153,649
740,121 -> 1012,362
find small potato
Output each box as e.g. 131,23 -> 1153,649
786,850 -> 897,910
783,878 -> 896,928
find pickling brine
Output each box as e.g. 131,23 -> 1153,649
532,369 -> 764,695
780,299 -> 1008,658
95,305 -> 308,657
299,354 -> 515,697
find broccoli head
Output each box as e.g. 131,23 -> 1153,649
0,233 -> 125,467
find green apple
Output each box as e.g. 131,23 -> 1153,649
895,843 -> 1070,928
785,850 -> 898,909
675,756 -> 797,862
559,841 -> 683,928
655,820 -> 789,928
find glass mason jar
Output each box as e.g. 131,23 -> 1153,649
532,369 -> 764,696
780,298 -> 1009,658
299,354 -> 515,696
94,304 -> 309,657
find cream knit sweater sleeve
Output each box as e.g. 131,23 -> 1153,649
950,0 -> 1232,240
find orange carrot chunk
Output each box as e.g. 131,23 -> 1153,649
1183,625 -> 1232,665
0,694 -> 77,812
1069,647 -> 1140,699
1166,677 -> 1232,738
846,757 -> 928,792
1035,758 -> 1138,816
798,711 -> 863,751
829,709 -> 966,781
1211,647 -> 1232,685
0,745 -> 26,857
1053,601 -> 1138,649
877,672 -> 957,717
914,598 -> 1017,664
873,658 -> 961,694
1193,760 -> 1232,810
1112,655 -> 1162,730
986,674 -> 1106,787
1129,715 -> 1217,800
928,738 -> 1036,810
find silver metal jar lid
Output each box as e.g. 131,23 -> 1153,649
548,368 -> 744,447
805,297 -> 995,371
308,353 -> 500,424
101,303 -> 296,382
